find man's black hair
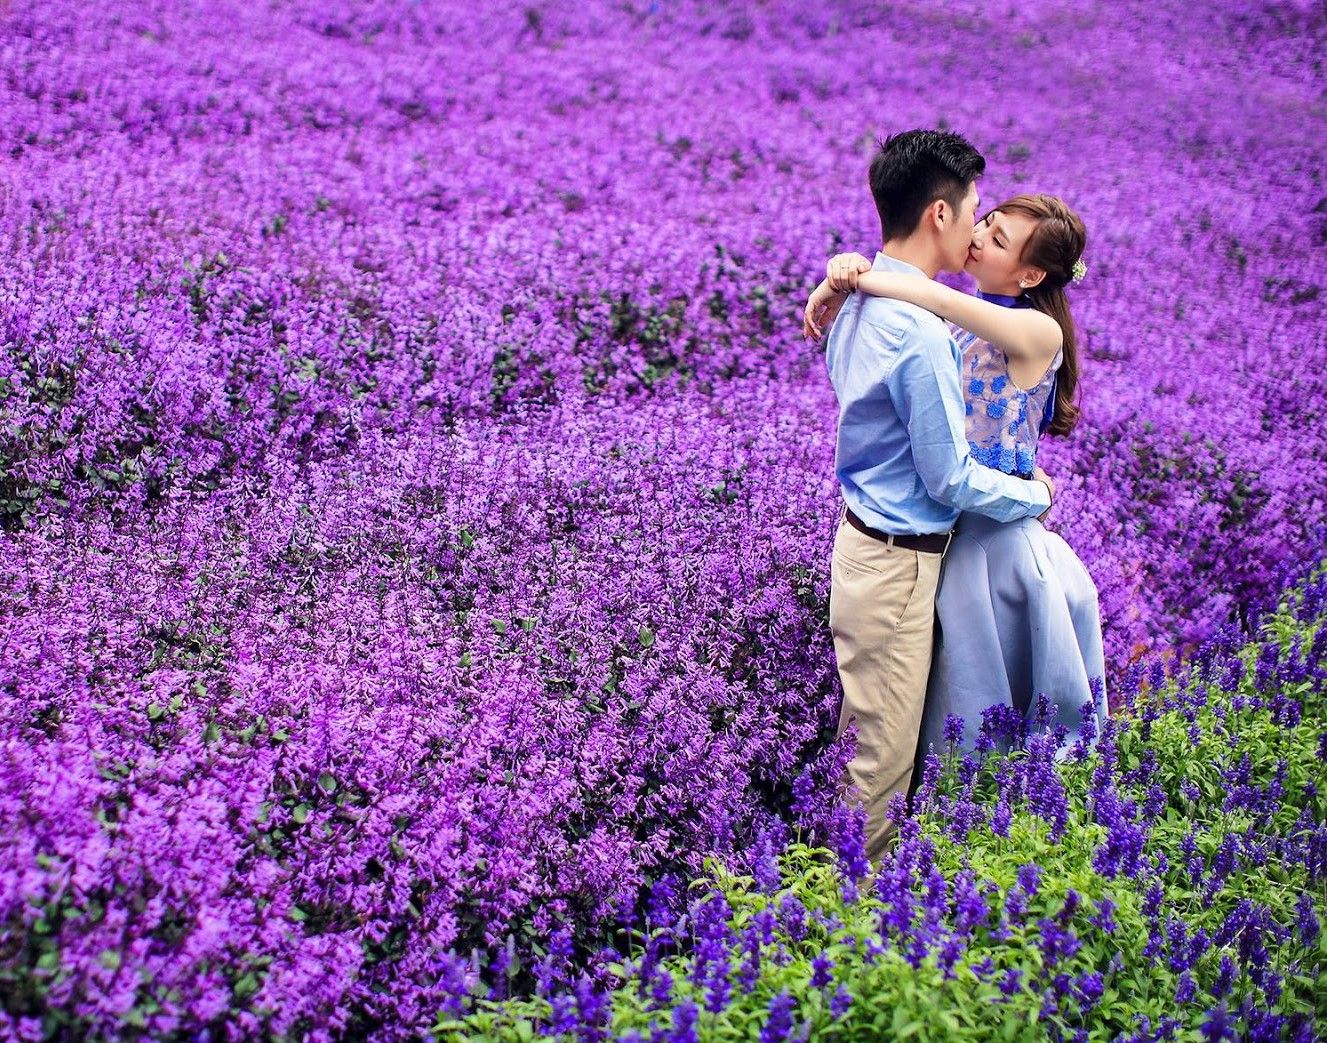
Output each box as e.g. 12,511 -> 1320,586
869,129 -> 985,243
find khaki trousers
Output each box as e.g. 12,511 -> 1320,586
829,513 -> 944,863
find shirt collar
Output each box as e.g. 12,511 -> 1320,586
873,252 -> 929,278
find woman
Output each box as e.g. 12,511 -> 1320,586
803,194 -> 1106,756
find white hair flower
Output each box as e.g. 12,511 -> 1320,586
1070,259 -> 1087,284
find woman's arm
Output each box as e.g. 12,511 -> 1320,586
852,270 -> 1061,361
803,278 -> 849,341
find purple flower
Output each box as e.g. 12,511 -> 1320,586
1200,1004 -> 1236,1042
649,968 -> 674,1010
759,992 -> 796,1043
1090,897 -> 1118,934
573,976 -> 610,1043
827,802 -> 869,894
666,999 -> 699,1043
998,969 -> 1023,997
1075,971 -> 1104,1010
1296,892 -> 1320,946
943,713 -> 965,748
778,895 -> 808,943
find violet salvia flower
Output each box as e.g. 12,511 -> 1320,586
951,870 -> 989,936
1200,1004 -> 1236,1042
1037,918 -> 1082,966
547,993 -> 578,1036
573,976 -> 610,1043
758,992 -> 796,1043
666,998 -> 699,1043
998,969 -> 1023,998
1296,892 -> 1320,946
827,802 -> 869,896
649,968 -> 674,1010
778,895 -> 807,944
1075,971 -> 1104,1011
809,951 -> 833,989
943,713 -> 965,749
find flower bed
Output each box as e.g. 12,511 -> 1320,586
442,560 -> 1327,1041
2,1 -> 1326,1039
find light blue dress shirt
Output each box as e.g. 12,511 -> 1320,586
824,253 -> 1050,534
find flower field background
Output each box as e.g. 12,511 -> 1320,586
1,0 -> 1325,1038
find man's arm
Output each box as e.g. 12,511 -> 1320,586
891,323 -> 1052,522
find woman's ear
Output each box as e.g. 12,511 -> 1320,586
1018,267 -> 1047,290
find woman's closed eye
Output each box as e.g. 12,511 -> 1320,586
981,213 -> 1008,249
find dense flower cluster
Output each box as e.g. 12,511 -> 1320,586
452,558 -> 1327,1040
2,0 -> 1325,1038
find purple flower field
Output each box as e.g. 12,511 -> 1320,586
2,0 -> 1325,1037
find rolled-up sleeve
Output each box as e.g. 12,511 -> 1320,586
890,325 -> 1050,522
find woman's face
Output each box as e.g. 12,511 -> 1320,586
964,209 -> 1041,295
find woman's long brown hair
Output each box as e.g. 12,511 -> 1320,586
987,194 -> 1087,437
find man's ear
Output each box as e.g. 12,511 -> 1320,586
928,198 -> 948,232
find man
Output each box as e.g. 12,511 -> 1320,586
820,129 -> 1055,862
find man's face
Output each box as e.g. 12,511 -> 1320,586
941,182 -> 980,273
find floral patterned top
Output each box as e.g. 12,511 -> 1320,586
952,291 -> 1060,480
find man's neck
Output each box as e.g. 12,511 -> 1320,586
881,237 -> 941,279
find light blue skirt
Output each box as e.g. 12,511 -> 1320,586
917,512 -> 1107,758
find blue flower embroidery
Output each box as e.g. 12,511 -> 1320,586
986,399 -> 1007,420
991,375 -> 1008,395
969,379 -> 985,395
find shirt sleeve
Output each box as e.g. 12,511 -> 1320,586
889,322 -> 1051,522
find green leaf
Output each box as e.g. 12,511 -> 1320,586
291,804 -> 310,824
233,971 -> 259,999
638,627 -> 655,649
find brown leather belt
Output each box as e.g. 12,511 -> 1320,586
843,506 -> 952,555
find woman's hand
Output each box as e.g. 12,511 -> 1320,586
803,279 -> 848,341
826,252 -> 874,292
